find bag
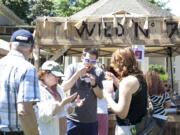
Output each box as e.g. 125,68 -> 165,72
131,97 -> 157,135
135,114 -> 157,135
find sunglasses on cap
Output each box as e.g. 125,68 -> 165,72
85,58 -> 97,64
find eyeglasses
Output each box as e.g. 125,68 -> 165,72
85,58 -> 96,64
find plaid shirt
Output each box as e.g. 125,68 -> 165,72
0,50 -> 40,131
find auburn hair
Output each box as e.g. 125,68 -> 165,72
38,70 -> 50,81
110,47 -> 142,81
145,70 -> 165,95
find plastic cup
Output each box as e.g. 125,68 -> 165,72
102,80 -> 114,93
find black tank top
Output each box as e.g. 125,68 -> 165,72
115,75 -> 147,125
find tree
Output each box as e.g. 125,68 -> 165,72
54,0 -> 98,17
0,0 -> 170,24
0,0 -> 56,25
28,0 -> 56,25
55,0 -> 170,17
0,0 -> 29,23
148,0 -> 170,11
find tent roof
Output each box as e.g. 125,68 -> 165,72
57,46 -> 180,57
35,0 -> 179,58
71,0 -> 172,18
35,15 -> 180,57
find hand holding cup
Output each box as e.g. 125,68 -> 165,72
102,79 -> 114,94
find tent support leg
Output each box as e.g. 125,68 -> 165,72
168,47 -> 174,91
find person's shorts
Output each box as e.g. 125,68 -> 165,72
66,119 -> 98,135
0,131 -> 24,135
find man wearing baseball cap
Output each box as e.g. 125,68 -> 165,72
0,29 -> 40,135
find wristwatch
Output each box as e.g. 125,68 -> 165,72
92,83 -> 97,88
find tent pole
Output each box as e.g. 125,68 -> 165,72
168,47 -> 174,91
34,44 -> 39,71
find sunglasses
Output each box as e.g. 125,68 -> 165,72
85,58 -> 96,64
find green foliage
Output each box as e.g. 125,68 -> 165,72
159,73 -> 168,81
0,0 -> 171,25
0,0 -> 29,23
149,64 -> 168,81
149,64 -> 165,74
0,0 -> 56,25
54,0 -> 98,17
59,63 -> 64,72
147,0 -> 171,11
28,0 -> 56,25
55,0 -> 170,17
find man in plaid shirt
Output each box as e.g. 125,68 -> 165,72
0,29 -> 40,135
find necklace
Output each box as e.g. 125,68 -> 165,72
40,80 -> 62,102
48,85 -> 62,102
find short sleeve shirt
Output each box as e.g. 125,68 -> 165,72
64,63 -> 105,123
0,50 -> 40,131
150,92 -> 172,115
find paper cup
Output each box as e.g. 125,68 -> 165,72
102,80 -> 114,93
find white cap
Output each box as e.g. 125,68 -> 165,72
41,61 -> 64,77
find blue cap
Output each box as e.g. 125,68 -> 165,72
10,29 -> 34,45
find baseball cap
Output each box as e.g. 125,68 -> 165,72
10,29 -> 34,46
41,61 -> 64,77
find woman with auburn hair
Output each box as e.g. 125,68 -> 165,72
36,61 -> 85,135
104,47 -> 148,135
145,70 -> 171,135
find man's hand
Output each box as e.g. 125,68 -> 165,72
74,95 -> 85,107
61,67 -> 88,92
77,67 -> 88,78
86,73 -> 96,86
18,102 -> 39,135
17,103 -> 26,116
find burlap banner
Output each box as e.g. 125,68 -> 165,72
35,16 -> 180,47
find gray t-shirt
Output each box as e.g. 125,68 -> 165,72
64,63 -> 105,123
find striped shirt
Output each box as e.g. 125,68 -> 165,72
150,92 -> 171,116
0,50 -> 40,131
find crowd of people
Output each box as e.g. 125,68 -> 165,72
0,29 -> 173,135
